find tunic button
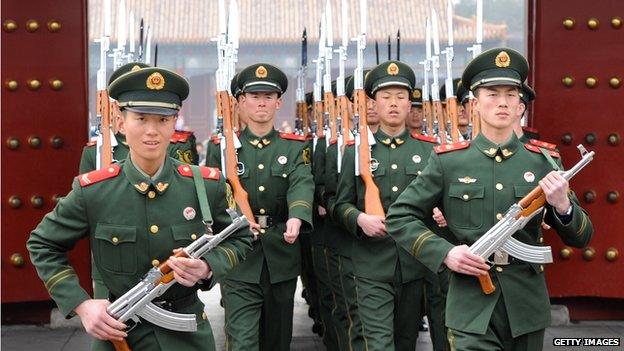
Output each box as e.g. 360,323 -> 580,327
150,225 -> 159,234
191,233 -> 198,240
392,186 -> 399,192
282,174 -> 287,178
391,164 -> 398,170
390,144 -> 396,149
463,194 -> 469,200
539,237 -> 544,243
539,265 -> 544,272
152,259 -> 160,267
495,155 -> 502,163
259,208 -> 266,214
496,183 -> 503,191
260,229 -> 266,234
495,266 -> 503,272
147,191 -> 156,199
258,143 -> 263,149
496,213 -> 503,220
258,164 -> 264,170
417,171 -> 422,175
258,186 -> 265,192
111,236 -> 119,244
202,312 -> 208,320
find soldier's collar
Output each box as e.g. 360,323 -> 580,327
375,128 -> 409,147
242,128 -> 276,147
473,133 -> 519,159
124,156 -> 172,194
115,132 -> 127,146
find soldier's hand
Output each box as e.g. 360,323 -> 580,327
443,245 -> 490,276
284,218 -> 302,244
317,205 -> 327,217
356,213 -> 387,238
74,299 -> 127,341
540,171 -> 572,215
432,207 -> 448,227
249,222 -> 262,240
168,249 -> 212,287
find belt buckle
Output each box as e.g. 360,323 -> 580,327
493,250 -> 510,266
256,215 -> 268,229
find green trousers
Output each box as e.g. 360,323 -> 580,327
311,244 -> 341,350
448,294 -> 545,351
424,268 -> 451,351
221,261 -> 297,351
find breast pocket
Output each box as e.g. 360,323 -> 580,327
271,163 -> 293,197
448,183 -> 485,229
171,222 -> 206,247
94,224 -> 137,275
404,165 -> 422,183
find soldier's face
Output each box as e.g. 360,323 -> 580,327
366,97 -> 379,125
407,106 -> 423,130
240,92 -> 282,125
374,87 -> 410,128
457,103 -> 469,126
119,110 -> 176,165
475,86 -> 521,131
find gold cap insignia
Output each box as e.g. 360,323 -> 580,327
146,72 -> 165,90
495,51 -> 511,68
387,63 -> 399,75
131,65 -> 142,72
413,90 -> 421,99
255,65 -> 268,78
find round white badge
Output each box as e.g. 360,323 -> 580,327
412,155 -> 422,164
524,171 -> 535,183
278,156 -> 288,165
183,207 -> 196,220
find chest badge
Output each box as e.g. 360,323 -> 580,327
524,171 -> 535,183
277,155 -> 288,165
458,176 -> 477,184
412,155 -> 422,164
183,207 -> 196,220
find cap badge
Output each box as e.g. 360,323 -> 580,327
495,51 -> 511,68
183,207 -> 196,220
387,63 -> 400,75
146,72 -> 165,90
413,90 -> 421,99
255,65 -> 268,78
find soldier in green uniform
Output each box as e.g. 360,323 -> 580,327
407,87 -> 424,134
206,63 -> 314,351
27,67 -> 252,351
387,48 -> 593,350
334,61 -> 439,351
515,82 -> 537,143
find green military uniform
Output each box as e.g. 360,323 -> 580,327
333,61 -> 438,351
206,63 -> 314,351
386,48 -> 594,350
28,67 -> 252,351
518,83 -> 538,143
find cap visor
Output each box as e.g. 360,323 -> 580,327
244,84 -> 282,93
125,106 -> 179,116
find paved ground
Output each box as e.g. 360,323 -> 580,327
2,281 -> 623,350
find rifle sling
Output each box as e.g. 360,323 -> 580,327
190,165 -> 214,226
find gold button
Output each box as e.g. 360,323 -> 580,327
496,213 -> 503,220
258,186 -> 265,192
147,191 -> 156,199
463,194 -> 469,200
258,143 -> 263,148
150,225 -> 159,234
202,311 -> 208,320
111,236 -> 119,244
152,259 -> 160,267
539,265 -> 544,272
259,208 -> 266,214
417,171 -> 422,175
495,155 -> 502,163
392,186 -> 399,192
260,228 -> 266,234
191,234 -> 198,240
496,183 -> 503,191
282,173 -> 287,178
391,164 -> 398,170
258,164 -> 264,170
390,144 -> 396,149
539,237 -> 544,243
108,167 -> 115,173
495,266 -> 503,272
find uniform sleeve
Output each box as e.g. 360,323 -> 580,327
312,139 -> 326,208
200,178 -> 253,288
286,142 -> 315,232
333,146 -> 363,236
26,179 -> 92,318
78,146 -> 95,173
386,151 -> 456,273
205,142 -> 222,169
544,191 -> 593,248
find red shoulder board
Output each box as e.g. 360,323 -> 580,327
306,134 -> 314,141
78,164 -> 121,187
411,132 -> 438,143
434,141 -> 470,154
328,138 -> 338,145
171,130 -> 193,143
177,165 -> 221,180
346,139 -> 356,146
525,143 -> 560,158
279,133 -> 307,141
522,126 -> 539,134
529,139 -> 557,151
85,140 -> 97,147
211,135 -> 221,144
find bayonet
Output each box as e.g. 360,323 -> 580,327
387,35 -> 391,60
144,25 -> 152,64
111,0 -> 127,69
335,0 -> 350,172
127,11 -> 135,62
430,8 -> 448,143
396,29 -> 400,61
154,43 -> 158,67
468,0 -> 483,138
442,0 -> 459,142
138,18 -> 144,60
95,0 -> 112,170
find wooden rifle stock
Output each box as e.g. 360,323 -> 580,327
432,100 -> 447,144
469,97 -> 480,139
314,101 -> 324,137
230,96 -> 240,133
447,97 -> 460,142
423,100 -> 434,137
354,89 -> 384,216
97,89 -> 113,167
299,102 -> 310,136
325,92 -> 338,143
339,95 -> 351,145
111,339 -> 132,351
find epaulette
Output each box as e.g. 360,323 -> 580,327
525,143 -> 560,158
411,132 -> 438,143
85,140 -> 97,147
529,139 -> 557,151
434,141 -> 470,154
211,135 -> 221,144
279,132 -> 307,142
78,164 -> 121,187
522,126 -> 539,134
328,138 -> 338,145
177,165 -> 221,180
170,130 -> 193,143
346,139 -> 356,146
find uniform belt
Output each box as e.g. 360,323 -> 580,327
488,250 -> 522,266
254,215 -> 274,229
152,293 -> 198,312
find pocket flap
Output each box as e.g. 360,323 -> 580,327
171,222 -> 206,241
405,165 -> 422,175
94,224 -> 137,244
448,183 -> 485,201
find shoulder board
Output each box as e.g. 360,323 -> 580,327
525,143 -> 560,158
85,140 -> 97,147
170,130 -> 193,143
411,132 -> 438,143
522,126 -> 539,134
346,139 -> 356,146
178,165 -> 221,180
279,133 -> 307,141
211,135 -> 221,144
78,164 -> 121,187
529,139 -> 557,151
328,138 -> 338,145
434,141 -> 470,154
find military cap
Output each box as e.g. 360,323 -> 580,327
345,75 -> 355,101
519,82 -> 536,105
108,62 -> 150,86
237,63 -> 288,95
462,47 -> 529,91
365,60 -> 415,98
410,87 -> 423,107
455,79 -> 470,104
230,72 -> 242,98
439,78 -> 462,102
108,67 -> 190,116
331,80 -> 337,96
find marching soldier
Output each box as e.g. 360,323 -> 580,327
407,87 -> 424,133
206,63 -> 314,351
387,48 -> 593,350
334,61 -> 438,351
27,67 -> 252,350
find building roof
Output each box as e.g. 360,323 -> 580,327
89,0 -> 507,45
